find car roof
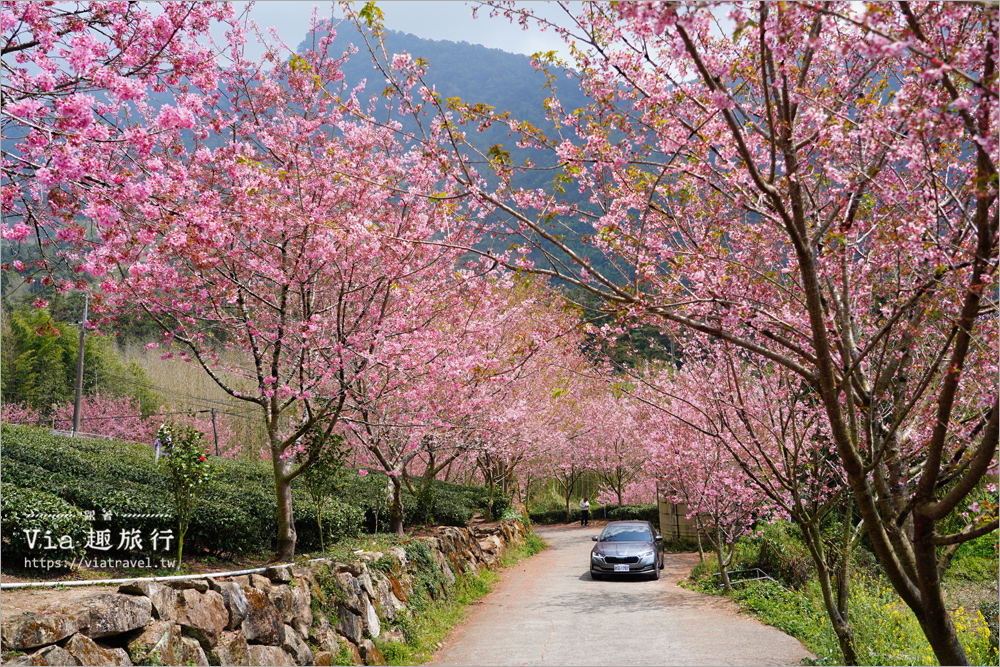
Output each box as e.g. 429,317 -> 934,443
603,521 -> 651,528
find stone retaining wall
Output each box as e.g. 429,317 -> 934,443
1,519 -> 529,666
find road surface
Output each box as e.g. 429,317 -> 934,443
431,524 -> 812,666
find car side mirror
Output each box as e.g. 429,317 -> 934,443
654,535 -> 663,542
592,536 -> 599,541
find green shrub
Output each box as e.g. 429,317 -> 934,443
528,503 -> 659,525
606,503 -> 659,523
747,522 -> 813,589
294,498 -> 364,551
0,424 -> 493,560
485,493 -> 511,521
1,483 -> 89,565
528,507 -> 581,524
432,494 -> 474,527
944,532 -> 1000,583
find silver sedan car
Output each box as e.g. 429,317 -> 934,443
590,520 -> 664,580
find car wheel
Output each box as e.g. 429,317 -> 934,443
651,562 -> 660,580
591,569 -> 602,581
659,555 -> 665,569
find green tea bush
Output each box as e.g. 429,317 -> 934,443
529,503 -> 658,525
1,424 -> 493,559
529,507 -> 581,524
430,494 -> 474,527
485,493 -> 511,521
606,503 -> 659,523
1,483 -> 89,565
944,532 -> 1000,582
294,498 -> 364,551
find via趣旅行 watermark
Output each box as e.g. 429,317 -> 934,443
24,556 -> 178,571
18,510 -> 179,570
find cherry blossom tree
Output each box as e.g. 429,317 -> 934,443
1,1 -> 237,279
341,277 -> 520,533
75,19 -> 489,557
645,376 -> 768,592
589,394 -> 651,508
364,2 -> 996,661
642,350 -> 864,661
347,276 -> 587,531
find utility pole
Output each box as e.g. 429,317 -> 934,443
71,294 -> 89,436
211,408 -> 219,456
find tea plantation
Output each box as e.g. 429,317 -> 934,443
0,424 -> 505,562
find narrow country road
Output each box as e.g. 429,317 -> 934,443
431,524 -> 812,666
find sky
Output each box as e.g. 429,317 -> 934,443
237,1 -> 577,61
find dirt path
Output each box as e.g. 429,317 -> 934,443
431,524 -> 812,666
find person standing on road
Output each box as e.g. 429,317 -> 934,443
579,497 -> 590,526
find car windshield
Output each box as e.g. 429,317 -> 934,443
599,525 -> 652,542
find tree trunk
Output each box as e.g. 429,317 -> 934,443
804,522 -> 859,665
388,476 -> 405,535
274,464 -> 296,560
487,482 -> 496,522
713,536 -> 732,592
913,513 -> 970,665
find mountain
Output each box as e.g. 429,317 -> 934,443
302,27 -> 618,279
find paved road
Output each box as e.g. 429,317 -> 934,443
431,524 -> 812,666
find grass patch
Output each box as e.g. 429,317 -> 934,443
943,533 -> 999,584
728,576 -> 998,666
376,530 -> 546,666
683,525 -> 999,666
500,531 -> 546,567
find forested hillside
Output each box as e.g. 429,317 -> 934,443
311,26 -> 616,278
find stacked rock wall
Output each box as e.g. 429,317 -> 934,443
1,518 -> 528,666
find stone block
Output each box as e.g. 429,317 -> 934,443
266,584 -> 294,624
6,644 -> 79,666
280,624 -> 313,666
357,572 -> 376,599
364,598 -> 381,639
78,594 -> 152,638
64,633 -> 132,666
336,607 -> 364,645
145,623 -> 208,666
174,589 -> 228,650
247,644 -> 294,666
387,546 -> 408,569
168,579 -> 210,593
309,617 -> 340,653
117,580 -> 177,622
240,588 -> 284,646
313,650 -> 335,666
289,584 -> 312,637
264,566 -> 292,583
209,630 -> 251,666
212,581 -> 249,630
126,620 -> 172,663
1,611 -> 87,650
360,638 -> 386,666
